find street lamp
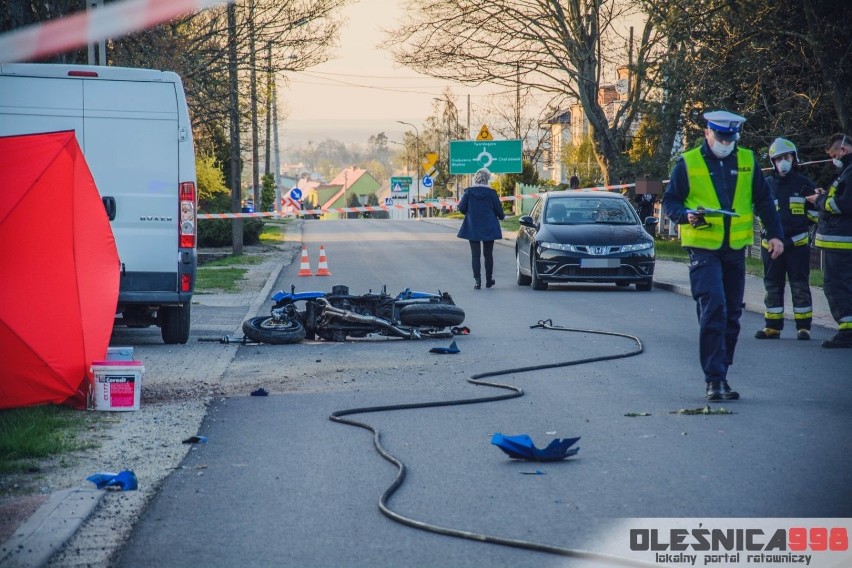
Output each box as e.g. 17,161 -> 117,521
397,120 -> 421,215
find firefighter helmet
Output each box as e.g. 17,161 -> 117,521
768,137 -> 798,163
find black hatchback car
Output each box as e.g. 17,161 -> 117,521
516,191 -> 656,291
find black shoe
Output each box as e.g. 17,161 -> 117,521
822,336 -> 852,348
797,329 -> 810,341
474,278 -> 481,290
705,382 -> 722,401
706,381 -> 739,401
485,278 -> 495,288
720,380 -> 739,400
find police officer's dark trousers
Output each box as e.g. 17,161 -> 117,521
688,247 -> 745,382
823,250 -> 852,339
760,244 -> 812,331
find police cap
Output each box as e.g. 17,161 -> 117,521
704,110 -> 746,141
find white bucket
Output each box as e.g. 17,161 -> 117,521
89,361 -> 144,411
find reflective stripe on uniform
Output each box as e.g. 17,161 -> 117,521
763,231 -> 809,248
793,306 -> 813,320
814,233 -> 852,250
765,307 -> 784,321
789,196 -> 806,215
827,197 -> 841,214
790,231 -> 809,246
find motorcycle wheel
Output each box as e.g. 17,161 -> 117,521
242,316 -> 306,345
399,304 -> 465,327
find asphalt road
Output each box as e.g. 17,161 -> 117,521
117,220 -> 852,568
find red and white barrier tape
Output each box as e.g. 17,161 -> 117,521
0,0 -> 231,64
198,183 -> 641,219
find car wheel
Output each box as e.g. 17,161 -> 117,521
516,249 -> 531,286
636,280 -> 653,292
530,250 -> 548,290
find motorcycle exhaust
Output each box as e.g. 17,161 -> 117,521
316,299 -> 421,339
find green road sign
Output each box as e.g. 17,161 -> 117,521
449,140 -> 523,174
390,176 -> 412,199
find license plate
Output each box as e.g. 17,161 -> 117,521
580,258 -> 619,268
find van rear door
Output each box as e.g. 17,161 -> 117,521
82,79 -> 180,296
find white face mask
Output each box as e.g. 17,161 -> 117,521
831,136 -> 847,169
776,158 -> 792,175
711,139 -> 735,158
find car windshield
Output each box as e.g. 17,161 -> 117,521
544,198 -> 636,225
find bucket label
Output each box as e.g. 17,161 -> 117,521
99,375 -> 136,408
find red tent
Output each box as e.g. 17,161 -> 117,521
0,131 -> 119,409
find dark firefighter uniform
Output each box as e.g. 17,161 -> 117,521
663,121 -> 783,397
759,168 -> 817,336
812,151 -> 852,347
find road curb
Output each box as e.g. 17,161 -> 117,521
0,487 -> 104,568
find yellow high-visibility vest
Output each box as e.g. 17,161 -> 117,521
680,147 -> 755,249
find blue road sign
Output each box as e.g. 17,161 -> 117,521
289,187 -> 303,201
422,175 -> 433,188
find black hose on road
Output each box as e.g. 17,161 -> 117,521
330,319 -> 661,568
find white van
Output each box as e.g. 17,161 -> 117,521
0,64 -> 198,344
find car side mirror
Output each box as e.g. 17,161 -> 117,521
519,215 -> 536,228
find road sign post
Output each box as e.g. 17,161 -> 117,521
449,140 -> 523,174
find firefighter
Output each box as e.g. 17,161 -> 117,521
806,133 -> 852,348
663,111 -> 784,401
755,138 -> 818,340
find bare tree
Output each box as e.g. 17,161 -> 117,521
385,0 -> 661,184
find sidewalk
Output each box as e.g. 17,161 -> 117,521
422,216 -> 834,331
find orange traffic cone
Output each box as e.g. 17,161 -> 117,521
315,245 -> 332,276
297,245 -> 313,277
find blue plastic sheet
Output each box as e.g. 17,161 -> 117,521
491,433 -> 580,462
86,470 -> 138,491
429,340 -> 460,354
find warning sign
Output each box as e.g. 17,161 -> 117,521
476,124 -> 493,141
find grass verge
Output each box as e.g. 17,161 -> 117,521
195,254 -> 262,292
0,406 -> 98,475
260,220 -> 288,244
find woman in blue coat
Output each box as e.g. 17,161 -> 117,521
457,168 -> 505,289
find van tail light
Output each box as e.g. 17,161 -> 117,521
181,274 -> 192,292
179,181 -> 196,248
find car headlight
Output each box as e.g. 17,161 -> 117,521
620,241 -> 654,252
539,241 -> 580,252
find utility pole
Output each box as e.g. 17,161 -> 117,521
227,2 -> 243,255
249,0 -> 260,207
265,44 -> 272,176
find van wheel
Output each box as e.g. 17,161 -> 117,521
160,304 -> 191,344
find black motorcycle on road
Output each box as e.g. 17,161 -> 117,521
242,285 -> 465,345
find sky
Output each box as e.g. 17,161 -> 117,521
278,0 -> 500,147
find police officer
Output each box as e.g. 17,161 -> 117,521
663,111 -> 784,401
806,133 -> 852,348
755,138 -> 818,340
